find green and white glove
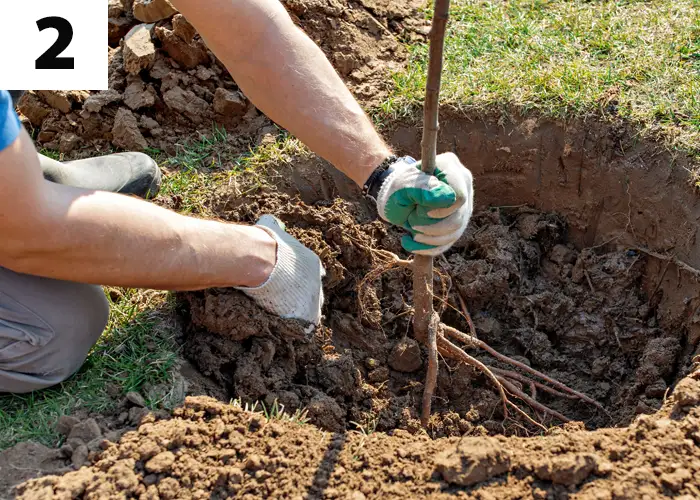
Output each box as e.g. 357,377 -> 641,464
367,153 -> 474,256
236,215 -> 325,327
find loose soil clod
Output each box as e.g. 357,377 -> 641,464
15,392 -> 700,499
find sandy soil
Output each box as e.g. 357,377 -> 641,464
16,388 -> 700,499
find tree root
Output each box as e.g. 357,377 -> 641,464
441,324 -> 607,414
635,246 -> 700,280
491,368 -> 579,401
436,322 -> 604,429
422,312 -> 440,427
496,376 -> 571,424
437,334 -> 509,418
356,251 -> 606,431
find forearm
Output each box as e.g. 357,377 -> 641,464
2,181 -> 275,290
170,0 -> 391,186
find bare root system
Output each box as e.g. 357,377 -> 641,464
357,251 -> 606,433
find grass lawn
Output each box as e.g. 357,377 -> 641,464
384,0 -> 700,159
0,290 -> 179,450
2,0 -> 698,450
0,128 -> 310,450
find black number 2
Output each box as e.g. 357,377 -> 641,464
35,17 -> 75,70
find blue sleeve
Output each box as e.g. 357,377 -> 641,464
0,90 -> 22,152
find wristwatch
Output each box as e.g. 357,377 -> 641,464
362,155 -> 417,201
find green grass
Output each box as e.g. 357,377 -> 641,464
383,0 -> 700,156
0,126 -> 314,451
151,125 -> 311,216
0,290 -> 180,450
38,148 -> 61,161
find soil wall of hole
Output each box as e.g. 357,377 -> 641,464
388,112 -> 700,348
177,112 -> 700,438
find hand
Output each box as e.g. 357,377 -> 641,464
237,215 -> 325,326
373,153 -> 474,256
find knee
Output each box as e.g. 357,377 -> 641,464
37,287 -> 110,387
81,286 -> 110,340
0,271 -> 111,393
57,286 -> 110,375
21,287 -> 109,391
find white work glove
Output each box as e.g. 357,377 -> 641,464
368,153 -> 473,256
236,215 -> 325,326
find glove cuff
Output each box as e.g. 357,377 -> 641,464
373,156 -> 419,221
235,225 -> 314,322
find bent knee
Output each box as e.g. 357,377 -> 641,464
77,284 -> 111,339
41,284 -> 110,378
0,277 -> 110,393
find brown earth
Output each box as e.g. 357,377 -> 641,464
177,171 -> 683,436
16,389 -> 700,499
7,0 -> 700,497
13,146 -> 696,496
15,0 -> 427,158
9,116 -> 700,497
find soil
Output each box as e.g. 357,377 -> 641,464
14,0 -> 427,158
15,390 -> 700,499
177,176 -> 687,436
9,143 -> 700,500
11,161 -> 700,499
7,0 -> 700,497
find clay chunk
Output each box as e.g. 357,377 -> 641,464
435,438 -> 511,486
133,0 -> 178,23
122,24 -> 156,75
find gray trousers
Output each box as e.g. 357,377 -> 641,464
1,90 -> 110,393
0,267 -> 109,393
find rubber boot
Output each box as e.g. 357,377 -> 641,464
39,152 -> 162,199
11,90 -> 161,198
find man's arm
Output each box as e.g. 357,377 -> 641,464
169,0 -> 392,187
0,129 -> 277,290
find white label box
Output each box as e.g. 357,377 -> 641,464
0,1 -> 107,90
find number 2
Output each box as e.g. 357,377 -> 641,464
35,17 -> 74,70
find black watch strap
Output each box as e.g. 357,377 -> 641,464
363,155 -> 398,200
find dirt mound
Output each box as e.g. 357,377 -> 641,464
16,391 -> 700,499
173,167 -> 691,437
0,385 -> 186,498
15,0 -> 425,157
